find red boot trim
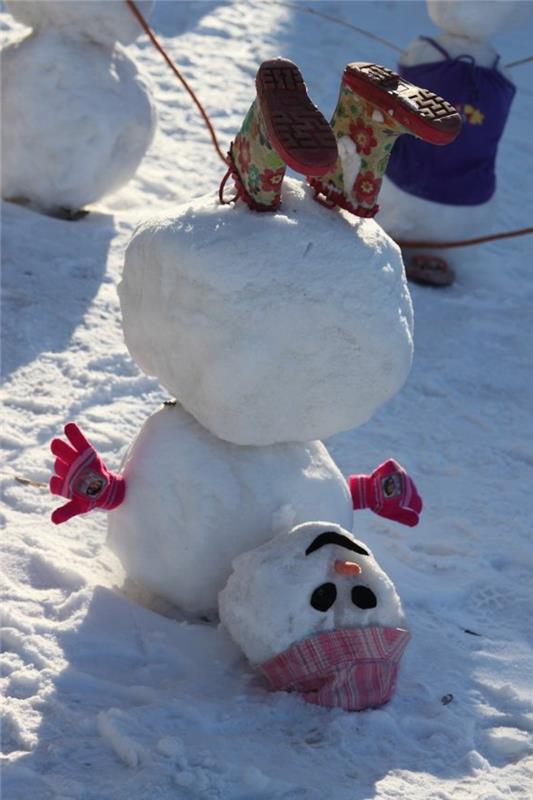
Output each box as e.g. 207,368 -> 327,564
219,149 -> 281,212
354,203 -> 380,218
256,59 -> 338,176
342,63 -> 462,146
308,178 -> 380,219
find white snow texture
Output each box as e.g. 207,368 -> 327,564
120,178 -> 414,446
5,0 -> 155,47
3,0 -> 533,797
219,522 -> 405,664
427,0 -> 531,42
1,3 -> 156,212
107,403 -> 353,616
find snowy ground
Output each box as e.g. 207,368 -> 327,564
2,2 -> 533,798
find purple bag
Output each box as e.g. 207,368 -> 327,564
386,37 -> 516,205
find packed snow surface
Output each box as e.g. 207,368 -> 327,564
2,2 -> 533,799
108,403 -> 353,616
219,522 -> 405,664
1,28 -> 156,213
5,0 -> 154,47
120,178 -> 414,445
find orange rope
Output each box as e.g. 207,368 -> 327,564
396,226 -> 533,250
125,0 -> 227,164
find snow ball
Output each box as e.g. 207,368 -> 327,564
219,521 -> 406,664
427,1 -> 531,42
107,404 -> 353,617
1,31 -> 156,212
120,178 -> 413,445
378,177 -> 495,243
5,1 -> 154,47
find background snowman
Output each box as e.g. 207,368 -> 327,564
1,0 -> 156,218
377,0 -> 530,285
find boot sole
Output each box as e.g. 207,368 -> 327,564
343,63 -> 462,145
256,58 -> 338,176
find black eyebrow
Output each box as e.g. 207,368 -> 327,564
305,531 -> 369,557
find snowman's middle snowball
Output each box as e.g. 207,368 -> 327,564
120,178 -> 414,446
107,403 -> 353,616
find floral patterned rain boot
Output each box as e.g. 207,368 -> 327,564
308,63 -> 462,218
220,58 -> 338,211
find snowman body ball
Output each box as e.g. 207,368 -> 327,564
219,522 -> 410,711
107,403 -> 353,617
1,0 -> 156,216
377,0 -> 526,243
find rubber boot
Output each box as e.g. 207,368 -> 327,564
309,63 -> 462,218
220,58 -> 337,211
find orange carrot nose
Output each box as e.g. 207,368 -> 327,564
334,559 -> 362,576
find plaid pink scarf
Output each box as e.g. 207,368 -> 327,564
257,626 -> 410,711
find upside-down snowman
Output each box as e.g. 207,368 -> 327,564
1,0 -> 156,218
377,0 -> 529,286
219,522 -> 410,711
48,59 -> 435,626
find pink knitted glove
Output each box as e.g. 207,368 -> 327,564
49,422 -> 125,525
349,459 -> 422,527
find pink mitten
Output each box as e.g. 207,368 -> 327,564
49,422 -> 125,524
349,459 -> 422,527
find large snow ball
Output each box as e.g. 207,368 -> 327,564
107,403 -> 353,617
5,1 -> 154,48
1,31 -> 156,212
120,179 -> 414,446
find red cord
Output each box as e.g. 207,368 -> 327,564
396,227 -> 533,250
218,166 -> 237,205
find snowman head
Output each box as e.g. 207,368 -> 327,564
219,522 -> 410,711
427,0 -> 530,42
5,0 -> 154,47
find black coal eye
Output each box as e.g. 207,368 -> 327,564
351,586 -> 377,609
310,582 -> 337,612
